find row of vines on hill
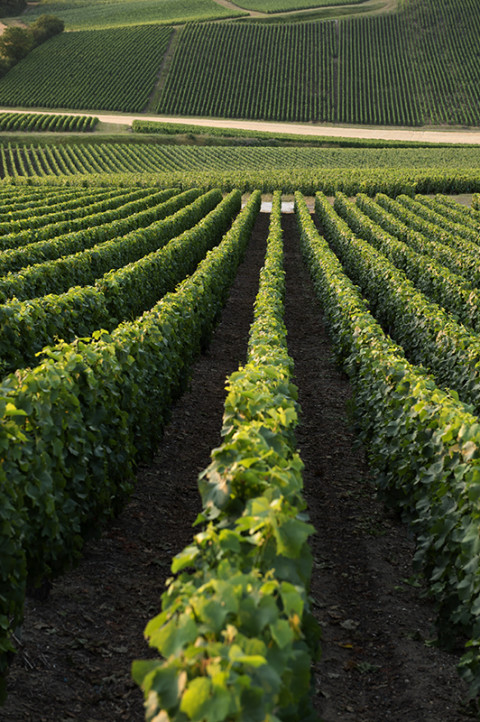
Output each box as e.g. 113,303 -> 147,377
1,141 -> 480,195
155,0 -> 480,126
157,21 -> 336,123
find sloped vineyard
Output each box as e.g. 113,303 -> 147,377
0,26 -> 172,112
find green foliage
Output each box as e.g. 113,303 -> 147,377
0,112 -> 97,132
134,191 -> 319,721
0,26 -> 34,64
295,189 -> 480,696
22,0 -> 244,31
0,25 -> 172,112
0,188 -> 260,694
0,13 -> 63,74
30,14 -> 65,44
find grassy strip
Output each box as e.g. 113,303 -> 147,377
131,119 -> 466,149
133,191 -> 319,722
295,190 -> 480,696
0,190 -> 260,701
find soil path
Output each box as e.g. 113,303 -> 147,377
0,209 -> 472,721
282,213 -> 470,721
210,0 -> 397,19
1,108 -> 480,144
211,0 -> 264,17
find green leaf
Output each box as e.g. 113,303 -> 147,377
270,619 -> 294,649
274,518 -> 314,558
171,545 -> 200,574
148,613 -> 198,657
180,677 -> 212,720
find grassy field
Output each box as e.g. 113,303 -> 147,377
20,0 -> 245,30
232,0 -> 367,11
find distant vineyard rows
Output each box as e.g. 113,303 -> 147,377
156,0 -> 480,126
1,141 -> 480,194
0,113 -> 98,132
0,25 -> 172,112
0,0 -> 477,125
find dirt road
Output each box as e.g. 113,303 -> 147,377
1,107 -> 480,144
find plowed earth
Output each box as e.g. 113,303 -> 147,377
1,210 -> 474,721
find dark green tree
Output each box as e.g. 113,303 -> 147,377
0,25 -> 34,64
0,0 -> 26,18
30,14 -> 65,45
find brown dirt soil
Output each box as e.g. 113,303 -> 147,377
0,209 -> 475,721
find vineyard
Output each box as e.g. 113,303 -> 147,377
0,26 -> 172,112
0,0 -> 477,126
1,140 -> 480,196
20,0 -> 243,30
0,177 -> 478,719
1,0 -> 480,715
154,0 -> 480,126
0,113 -> 98,132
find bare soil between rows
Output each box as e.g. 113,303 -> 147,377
1,211 -> 474,721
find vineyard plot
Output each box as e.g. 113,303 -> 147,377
0,26 -> 173,112
20,0 -> 244,30
0,186 -> 470,721
156,0 -> 480,126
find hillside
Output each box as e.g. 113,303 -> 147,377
1,0 -> 480,720
0,0 -> 478,128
